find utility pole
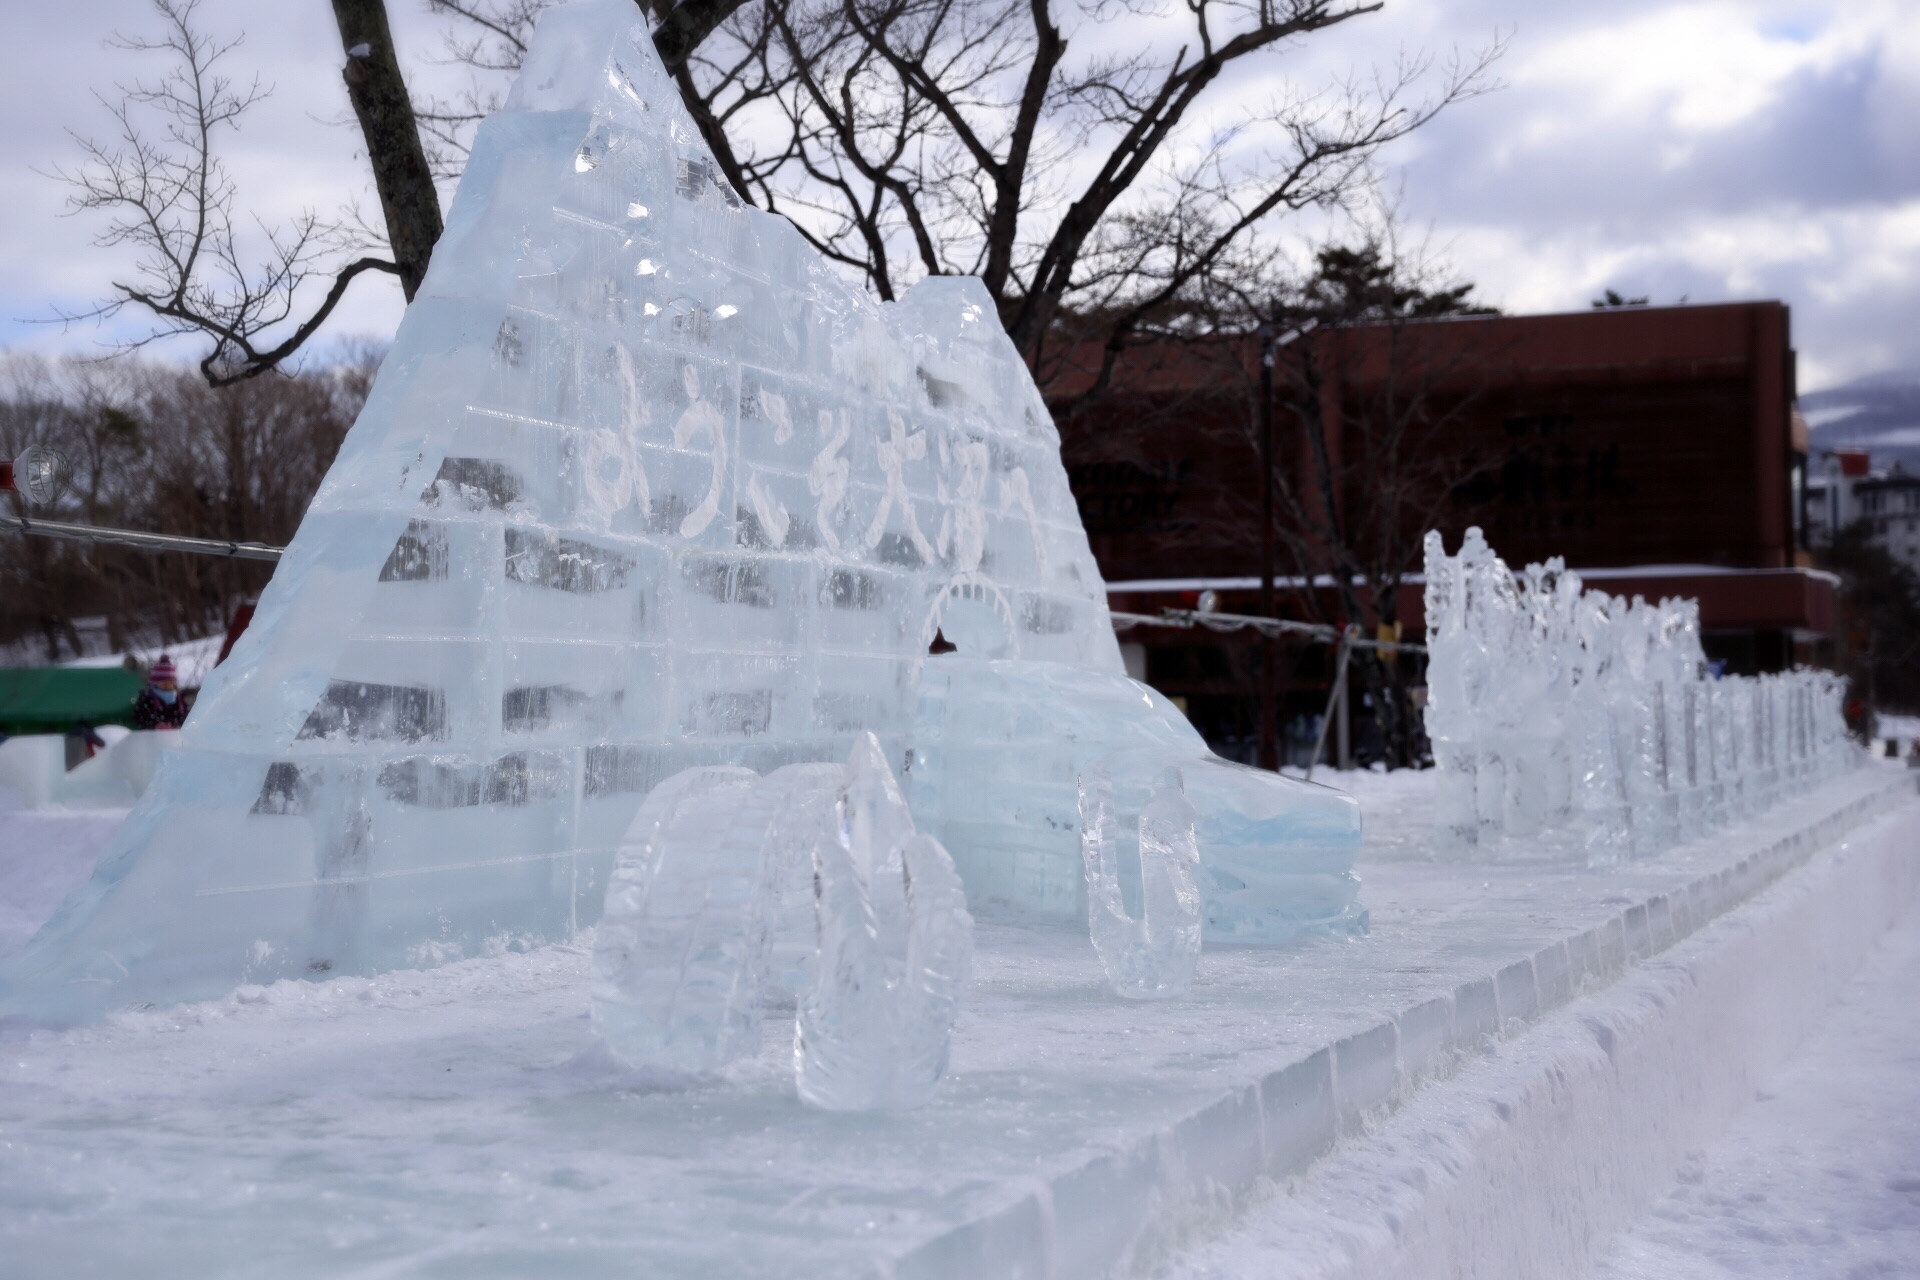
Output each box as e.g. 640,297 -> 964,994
1259,327 -> 1277,772
1256,320 -> 1316,772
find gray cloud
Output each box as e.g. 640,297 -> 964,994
1356,2 -> 1920,387
1,0 -> 1913,391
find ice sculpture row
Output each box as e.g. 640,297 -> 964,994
1424,528 -> 1855,863
0,1 -> 1362,1025
592,734 -> 971,1110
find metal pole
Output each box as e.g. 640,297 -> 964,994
1,514 -> 284,562
1258,330 -> 1278,772
1337,640 -> 1353,771
1305,634 -> 1351,783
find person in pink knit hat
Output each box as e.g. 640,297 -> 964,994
132,654 -> 188,730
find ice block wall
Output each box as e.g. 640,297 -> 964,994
1423,528 -> 1854,862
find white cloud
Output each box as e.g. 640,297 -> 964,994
1514,4 -> 1831,134
1,0 -> 1915,393
1348,0 -> 1920,389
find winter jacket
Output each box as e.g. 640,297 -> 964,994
133,688 -> 188,731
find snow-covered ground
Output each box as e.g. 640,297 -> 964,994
1596,894 -> 1920,1280
1,766 -> 1914,1277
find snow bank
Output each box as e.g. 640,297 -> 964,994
1165,781 -> 1920,1278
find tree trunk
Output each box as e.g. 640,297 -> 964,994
331,0 -> 443,302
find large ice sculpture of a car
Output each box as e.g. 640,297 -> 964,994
0,1 -> 1359,1024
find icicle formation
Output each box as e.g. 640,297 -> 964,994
1422,528 -> 1855,863
592,733 -> 970,1109
1078,763 -> 1203,999
797,734 -> 973,1111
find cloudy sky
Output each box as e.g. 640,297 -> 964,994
0,0 -> 1913,392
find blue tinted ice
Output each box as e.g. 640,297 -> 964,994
1,1 -> 1363,1023
911,656 -> 1364,941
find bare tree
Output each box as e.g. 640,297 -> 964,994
425,1 -> 1498,383
755,0 -> 1500,402
57,0 -> 751,387
1,353 -> 374,660
52,1 -> 402,387
63,0 -> 1489,389
334,0 -> 445,302
1260,232 -> 1505,766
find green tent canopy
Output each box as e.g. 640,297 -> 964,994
0,667 -> 145,736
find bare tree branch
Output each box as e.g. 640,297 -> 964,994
61,1 -> 755,386
51,0 -> 403,386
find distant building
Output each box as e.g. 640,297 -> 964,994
1051,301 -> 1834,758
1805,448 -> 1920,573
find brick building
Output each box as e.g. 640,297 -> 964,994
1052,301 -> 1835,760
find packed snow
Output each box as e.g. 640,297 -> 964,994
3,761 -> 1912,1277
1153,790 -> 1920,1280
1596,889 -> 1920,1280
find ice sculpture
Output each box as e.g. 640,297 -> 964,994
591,761 -> 840,1072
1078,764 -> 1202,999
796,735 -> 972,1110
1,1 -> 1360,1025
1422,527 -> 1854,863
590,734 -> 969,1108
910,656 -> 1364,942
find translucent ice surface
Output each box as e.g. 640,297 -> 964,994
911,656 -> 1364,941
1422,527 -> 1853,862
1079,764 -> 1202,999
0,1 -> 1360,1023
796,734 -> 972,1111
592,765 -> 768,1072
